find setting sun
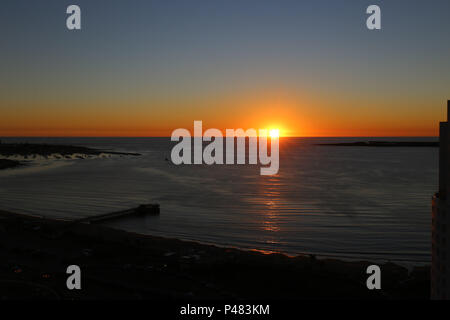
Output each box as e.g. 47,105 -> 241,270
269,129 -> 280,138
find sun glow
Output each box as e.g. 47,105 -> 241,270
269,129 -> 280,138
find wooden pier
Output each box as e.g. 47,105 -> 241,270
74,204 -> 160,224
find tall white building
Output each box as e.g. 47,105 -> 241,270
431,100 -> 450,299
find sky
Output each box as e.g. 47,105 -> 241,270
0,0 -> 449,137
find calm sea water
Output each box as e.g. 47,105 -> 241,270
0,137 -> 438,263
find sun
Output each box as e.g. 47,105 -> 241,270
269,129 -> 280,138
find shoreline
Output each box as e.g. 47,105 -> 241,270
0,142 -> 141,172
2,209 -> 429,265
0,209 -> 430,299
0,142 -> 141,158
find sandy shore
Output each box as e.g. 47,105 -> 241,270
0,209 -> 429,300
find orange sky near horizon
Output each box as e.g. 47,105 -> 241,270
0,92 -> 445,137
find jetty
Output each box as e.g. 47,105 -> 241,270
74,204 -> 160,224
316,141 -> 439,147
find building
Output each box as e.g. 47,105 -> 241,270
431,100 -> 450,299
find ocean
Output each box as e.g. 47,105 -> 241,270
0,137 -> 438,263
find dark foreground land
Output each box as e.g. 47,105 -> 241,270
317,141 -> 439,147
0,159 -> 22,170
0,210 -> 429,300
0,142 -> 141,157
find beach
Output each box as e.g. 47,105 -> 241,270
0,209 -> 429,299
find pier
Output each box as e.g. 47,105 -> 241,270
74,204 -> 160,224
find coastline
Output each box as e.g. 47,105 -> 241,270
0,209 -> 430,299
0,142 -> 141,158
316,141 -> 439,147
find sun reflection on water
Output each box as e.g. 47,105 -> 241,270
259,175 -> 283,235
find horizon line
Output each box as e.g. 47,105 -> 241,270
0,135 -> 440,139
